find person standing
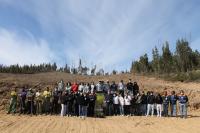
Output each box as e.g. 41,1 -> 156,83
178,90 -> 188,118
126,79 -> 134,95
66,82 -> 72,92
140,91 -> 147,116
105,91 -> 113,116
19,87 -> 27,114
58,80 -> 64,92
124,93 -> 132,116
43,87 -> 51,115
88,92 -> 96,117
113,93 -> 119,116
67,91 -> 74,116
26,88 -> 35,115
81,92 -> 89,119
146,91 -> 155,117
119,94 -> 124,116
170,91 -> 178,117
118,80 -> 125,96
162,91 -> 170,117
7,88 -> 17,114
52,87 -> 59,114
155,93 -> 163,117
110,81 -> 117,94
35,89 -> 43,115
60,91 -> 67,117
71,82 -> 78,93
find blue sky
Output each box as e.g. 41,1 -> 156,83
0,0 -> 200,72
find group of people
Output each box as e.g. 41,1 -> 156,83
7,79 -> 189,119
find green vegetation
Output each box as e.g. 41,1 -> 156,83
131,39 -> 200,82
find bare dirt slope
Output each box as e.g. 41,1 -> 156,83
0,113 -> 200,133
0,72 -> 200,110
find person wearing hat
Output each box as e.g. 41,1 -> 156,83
7,88 -> 17,114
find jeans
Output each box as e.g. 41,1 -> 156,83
156,104 -> 162,117
163,104 -> 169,117
113,104 -> 119,115
61,104 -> 67,116
119,105 -> 124,115
171,104 -> 177,117
146,104 -> 154,116
179,103 -> 187,118
81,106 -> 88,117
141,104 -> 147,116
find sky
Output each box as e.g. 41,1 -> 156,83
0,0 -> 200,72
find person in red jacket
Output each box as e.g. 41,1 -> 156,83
71,82 -> 78,93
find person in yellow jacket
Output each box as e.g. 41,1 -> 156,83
43,87 -> 51,115
7,88 -> 17,114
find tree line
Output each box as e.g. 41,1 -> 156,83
0,63 -> 71,74
130,39 -> 200,76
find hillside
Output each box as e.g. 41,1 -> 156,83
0,72 -> 200,111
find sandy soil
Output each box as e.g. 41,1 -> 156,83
0,112 -> 199,133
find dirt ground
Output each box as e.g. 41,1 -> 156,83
0,111 -> 200,133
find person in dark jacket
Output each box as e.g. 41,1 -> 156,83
80,92 -> 89,119
110,81 -> 117,94
140,91 -> 147,116
67,91 -> 74,116
19,87 -> 27,114
133,82 -> 139,96
88,92 -> 96,117
162,91 -> 170,117
26,88 -> 35,115
146,91 -> 155,116
73,92 -> 79,117
105,91 -> 113,116
60,91 -> 68,116
155,93 -> 163,117
52,87 -> 59,114
126,79 -> 134,95
170,91 -> 178,117
178,90 -> 188,118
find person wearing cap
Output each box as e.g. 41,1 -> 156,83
7,88 -> 17,114
26,88 -> 35,115
178,90 -> 188,118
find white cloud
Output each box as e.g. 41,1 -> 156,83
0,28 -> 56,66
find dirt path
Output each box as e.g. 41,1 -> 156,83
0,112 -> 200,133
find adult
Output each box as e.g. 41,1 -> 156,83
126,79 -> 134,95
88,92 -> 96,117
7,88 -> 17,114
26,88 -> 35,115
124,93 -> 132,116
19,87 -> 27,114
140,91 -> 147,116
113,93 -> 120,116
52,87 -> 59,114
155,93 -> 163,117
60,91 -> 67,117
118,80 -> 125,96
146,91 -> 155,116
178,90 -> 188,118
119,94 -> 125,116
162,91 -> 170,117
43,87 -> 51,115
105,91 -> 113,116
35,89 -> 43,115
170,91 -> 178,117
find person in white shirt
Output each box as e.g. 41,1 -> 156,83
113,93 -> 119,115
124,93 -> 132,116
78,82 -> 84,92
90,82 -> 96,93
119,94 -> 125,116
83,83 -> 90,94
118,80 -> 125,96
